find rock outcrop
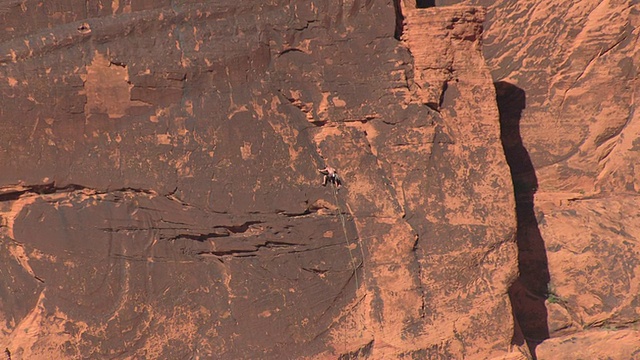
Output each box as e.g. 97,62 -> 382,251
311,6 -> 519,358
476,0 -> 640,357
3,0 -> 639,358
0,1 -> 523,359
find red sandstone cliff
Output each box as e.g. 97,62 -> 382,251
477,0 -> 640,358
0,0 -> 639,359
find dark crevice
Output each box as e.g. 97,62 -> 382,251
425,103 -> 439,111
0,183 -> 83,201
224,221 -> 263,233
0,183 -> 160,203
393,0 -> 404,40
109,60 -> 126,68
277,48 -> 305,57
199,240 -> 303,258
277,209 -> 313,217
496,81 -> 550,359
0,190 -> 26,202
342,116 -> 378,123
100,221 -> 264,240
426,81 -> 448,111
255,240 -> 302,248
100,226 -> 192,233
166,221 -> 264,241
198,249 -> 257,257
302,267 -> 329,275
309,120 -> 327,127
416,0 -> 435,8
338,339 -> 374,360
275,88 -> 323,126
171,232 -> 232,241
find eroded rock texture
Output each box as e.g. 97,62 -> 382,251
3,0 -> 638,359
0,1 -> 522,359
475,0 -> 640,358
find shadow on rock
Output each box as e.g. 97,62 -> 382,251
495,81 -> 550,358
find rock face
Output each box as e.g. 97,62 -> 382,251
473,0 -> 640,357
536,328 -> 640,360
2,0 -> 639,359
0,1 -> 522,359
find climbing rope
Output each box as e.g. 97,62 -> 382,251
331,182 -> 360,290
329,180 -> 372,356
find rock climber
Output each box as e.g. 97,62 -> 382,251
318,166 -> 341,188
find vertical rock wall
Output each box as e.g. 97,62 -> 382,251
0,1 -> 521,359
475,0 -> 640,358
